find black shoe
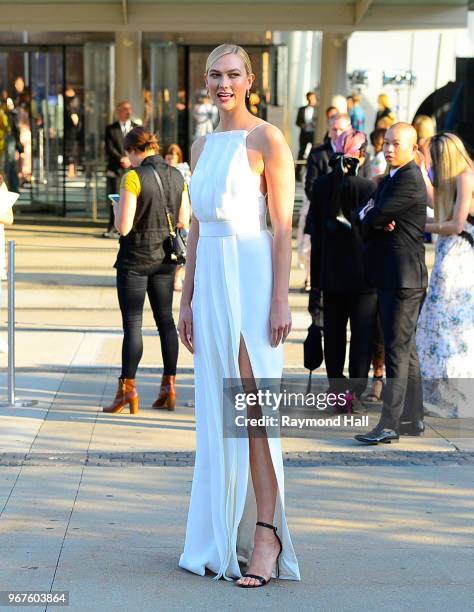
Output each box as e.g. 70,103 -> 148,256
399,419 -> 425,436
354,424 -> 399,445
237,521 -> 283,588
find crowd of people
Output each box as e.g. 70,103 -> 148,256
297,90 -> 474,433
33,85 -> 471,434
0,41 -> 472,589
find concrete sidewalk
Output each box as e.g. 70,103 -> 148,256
0,221 -> 472,612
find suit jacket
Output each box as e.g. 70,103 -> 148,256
304,141 -> 333,199
296,105 -> 316,131
309,173 -> 377,293
105,121 -> 139,176
359,160 -> 428,290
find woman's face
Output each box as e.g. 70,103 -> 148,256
205,53 -> 254,112
374,136 -> 384,153
165,152 -> 179,167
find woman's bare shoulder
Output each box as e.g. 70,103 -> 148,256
458,169 -> 474,185
251,121 -> 288,147
252,122 -> 291,158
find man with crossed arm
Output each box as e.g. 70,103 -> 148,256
355,123 -> 428,444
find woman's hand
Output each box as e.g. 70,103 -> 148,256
178,303 -> 194,354
270,299 -> 292,347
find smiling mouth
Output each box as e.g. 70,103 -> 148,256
216,92 -> 234,101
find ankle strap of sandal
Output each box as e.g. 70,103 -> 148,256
256,521 -> 277,532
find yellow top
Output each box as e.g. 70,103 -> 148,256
121,170 -> 141,197
121,168 -> 188,198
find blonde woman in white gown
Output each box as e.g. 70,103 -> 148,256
416,133 -> 474,417
177,44 -> 300,587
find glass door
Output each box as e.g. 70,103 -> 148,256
83,42 -> 113,219
0,44 -> 112,217
146,42 -> 179,149
0,47 -> 34,202
29,46 -> 64,212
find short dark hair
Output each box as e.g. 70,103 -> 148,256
306,91 -> 316,101
370,128 -> 387,146
123,126 -> 160,154
325,106 -> 338,118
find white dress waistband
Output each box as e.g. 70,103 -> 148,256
199,217 -> 267,237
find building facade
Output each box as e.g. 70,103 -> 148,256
0,1 -> 469,217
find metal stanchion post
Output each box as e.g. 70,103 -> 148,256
0,241 -> 37,408
92,166 -> 98,222
7,240 -> 15,405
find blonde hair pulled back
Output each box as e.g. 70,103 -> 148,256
205,44 -> 253,76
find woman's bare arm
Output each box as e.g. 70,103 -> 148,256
178,187 -> 191,230
177,136 -> 205,353
426,171 -> 473,235
259,125 -> 294,347
114,189 -> 137,236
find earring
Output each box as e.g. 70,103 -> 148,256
246,90 -> 250,99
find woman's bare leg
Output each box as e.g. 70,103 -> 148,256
235,337 -> 281,587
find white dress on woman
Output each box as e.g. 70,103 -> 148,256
416,214 -> 474,417
178,124 -> 300,581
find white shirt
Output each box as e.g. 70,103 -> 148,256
303,106 -> 315,130
120,120 -> 132,135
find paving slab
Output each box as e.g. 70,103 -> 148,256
0,465 -> 471,612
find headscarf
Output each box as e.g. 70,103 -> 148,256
327,129 -> 368,230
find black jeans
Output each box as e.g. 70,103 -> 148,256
323,291 -> 378,396
378,288 -> 426,429
117,264 -> 178,379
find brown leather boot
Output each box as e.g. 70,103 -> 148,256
103,378 -> 139,414
152,375 -> 176,411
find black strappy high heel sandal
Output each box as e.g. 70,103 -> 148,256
238,521 -> 283,588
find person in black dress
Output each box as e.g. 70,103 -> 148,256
309,129 -> 377,402
103,127 -> 186,415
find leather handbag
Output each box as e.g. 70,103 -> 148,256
151,167 -> 187,265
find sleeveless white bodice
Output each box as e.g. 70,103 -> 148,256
189,129 -> 267,236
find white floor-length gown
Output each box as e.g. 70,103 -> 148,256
179,125 -> 301,582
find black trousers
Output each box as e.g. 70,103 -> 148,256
378,288 -> 426,429
323,291 -> 378,396
116,264 -> 178,379
106,175 -> 121,230
297,131 -> 314,161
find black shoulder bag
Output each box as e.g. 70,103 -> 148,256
150,166 -> 187,265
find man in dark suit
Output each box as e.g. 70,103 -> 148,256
295,92 -> 317,179
304,112 -> 351,199
355,123 -> 428,444
103,101 -> 139,237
